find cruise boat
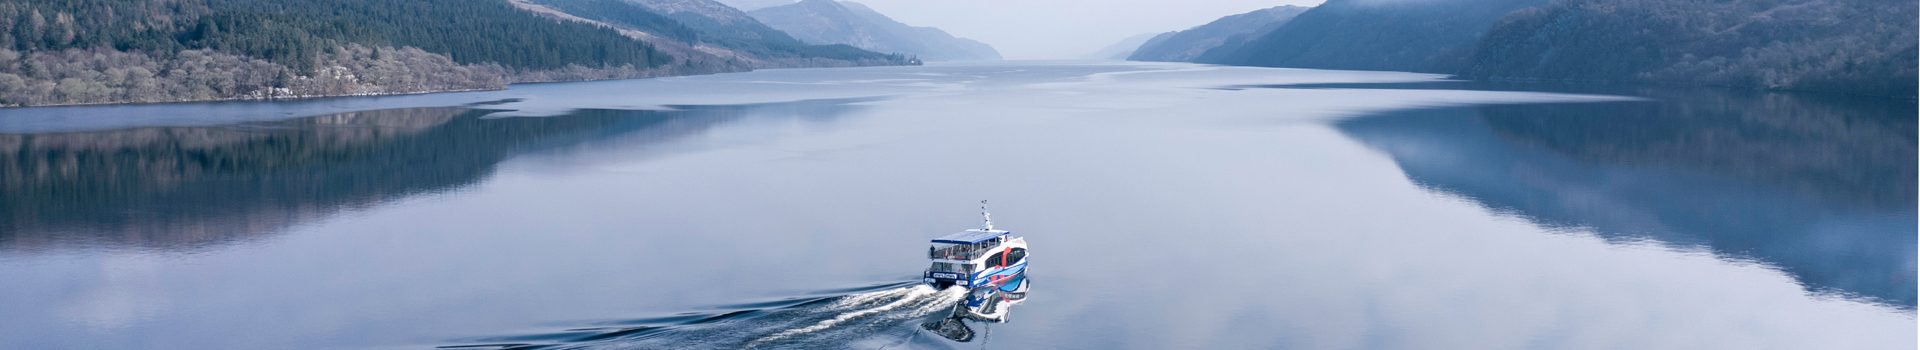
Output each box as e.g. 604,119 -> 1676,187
924,201 -> 1030,322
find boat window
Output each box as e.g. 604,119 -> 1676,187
930,239 -> 1009,260
931,262 -> 984,274
931,262 -> 967,273
985,247 -> 1026,267
930,243 -> 973,260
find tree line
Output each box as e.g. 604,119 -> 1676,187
0,0 -> 686,106
1462,0 -> 1917,98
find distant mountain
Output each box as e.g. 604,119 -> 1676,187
1197,0 -> 1546,72
712,0 -> 795,11
1128,5 -> 1309,62
0,0 -> 911,107
1085,33 -> 1159,60
529,0 -> 908,69
1463,0 -> 1917,98
749,0 -> 1000,61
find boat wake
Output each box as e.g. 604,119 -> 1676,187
441,203 -> 1031,349
748,285 -> 966,346
439,282 -> 970,350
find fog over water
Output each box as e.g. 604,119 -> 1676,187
0,62 -> 1910,349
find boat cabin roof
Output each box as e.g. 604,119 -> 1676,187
931,229 -> 1011,245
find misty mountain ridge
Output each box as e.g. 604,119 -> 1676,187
1195,0 -> 1544,72
1087,33 -> 1160,60
750,0 -> 1001,61
529,0 -> 908,69
1129,5 -> 1310,62
712,0 -> 796,11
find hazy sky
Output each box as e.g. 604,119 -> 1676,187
849,0 -> 1325,59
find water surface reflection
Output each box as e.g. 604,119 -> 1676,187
0,98 -> 874,254
0,63 -> 1910,349
1331,88 -> 1918,306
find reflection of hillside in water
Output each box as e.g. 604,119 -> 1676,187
1481,92 -> 1915,210
1333,88 -> 1917,307
0,99 -> 868,253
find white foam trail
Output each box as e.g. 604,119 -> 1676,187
911,287 -> 969,316
748,286 -> 941,346
825,286 -> 914,309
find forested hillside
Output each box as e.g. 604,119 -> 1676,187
530,0 -> 703,44
0,0 -> 676,106
0,0 -> 910,107
1178,0 -> 1916,98
1463,0 -> 1917,97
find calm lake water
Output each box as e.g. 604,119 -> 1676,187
0,62 -> 1912,349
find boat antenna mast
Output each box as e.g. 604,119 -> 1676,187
980,200 -> 995,231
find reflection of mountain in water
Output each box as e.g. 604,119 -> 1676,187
1333,88 -> 1917,307
0,99 -> 870,253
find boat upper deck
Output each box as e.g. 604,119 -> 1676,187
932,229 -> 1011,244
